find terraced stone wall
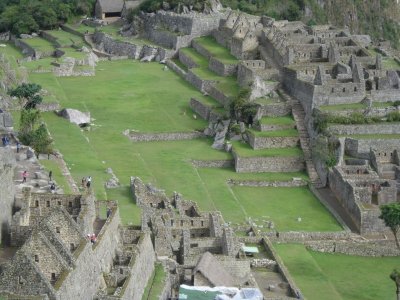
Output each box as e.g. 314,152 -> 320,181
0,148 -> 15,243
247,133 -> 299,150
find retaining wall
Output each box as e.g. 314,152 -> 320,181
166,59 -> 186,78
178,49 -> 198,68
233,151 -> 305,173
185,70 -> 217,92
189,97 -> 212,120
329,123 -> 400,135
208,57 -> 237,77
128,131 -> 205,142
247,132 -> 299,150
191,159 -> 234,168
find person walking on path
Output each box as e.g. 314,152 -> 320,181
16,141 -> 20,153
22,170 -> 28,183
50,182 -> 56,193
49,170 -> 53,182
106,207 -> 112,218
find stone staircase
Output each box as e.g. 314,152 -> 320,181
282,93 -> 324,188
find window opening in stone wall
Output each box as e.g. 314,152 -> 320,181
201,221 -> 204,227
120,268 -> 123,274
331,88 -> 334,93
70,243 -> 75,251
180,220 -> 183,226
68,201 -> 72,207
56,227 -> 60,233
354,87 -> 357,92
46,201 -> 50,207
171,220 -> 174,226
58,201 -> 61,205
342,88 -> 346,92
191,220 -> 194,226
18,276 -> 24,285
51,273 -> 56,281
35,255 -> 39,262
190,243 -> 198,248
35,200 -> 39,207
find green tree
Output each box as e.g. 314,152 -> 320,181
19,109 -> 40,144
379,203 -> 400,250
9,83 -> 42,109
230,88 -> 251,123
31,123 -> 53,158
390,269 -> 400,300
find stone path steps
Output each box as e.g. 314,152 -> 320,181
281,92 -> 324,188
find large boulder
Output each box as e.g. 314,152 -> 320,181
58,108 -> 90,126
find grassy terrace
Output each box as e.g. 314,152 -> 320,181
260,116 -> 295,126
22,37 -> 55,52
249,128 -> 298,137
194,36 -> 238,64
275,244 -> 400,300
45,30 -> 84,47
180,47 -> 209,67
232,141 -> 303,157
340,134 -> 400,139
39,159 -> 72,194
142,263 -> 166,300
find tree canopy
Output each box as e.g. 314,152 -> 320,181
380,203 -> 400,249
0,0 -> 95,36
9,83 -> 43,109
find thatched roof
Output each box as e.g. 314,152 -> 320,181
97,0 -> 124,12
193,252 -> 235,287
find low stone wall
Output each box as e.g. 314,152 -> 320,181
247,132 -> 299,150
166,59 -> 186,79
189,97 -> 212,120
260,102 -> 291,117
371,89 -> 400,102
128,131 -> 205,142
192,39 -> 212,59
329,123 -> 400,135
178,49 -> 198,68
254,123 -> 295,131
191,159 -> 234,168
207,85 -> 231,107
40,31 -> 61,47
185,70 -> 216,92
228,179 -> 307,187
232,150 -> 304,173
208,57 -> 237,77
317,106 -> 399,118
265,231 -> 352,243
37,102 -> 60,112
12,38 -> 35,58
305,240 -> 400,257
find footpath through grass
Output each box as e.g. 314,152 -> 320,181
274,243 -> 400,300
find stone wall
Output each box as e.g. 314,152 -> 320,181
259,102 -> 291,117
330,123 -> 400,135
206,85 -> 231,107
208,57 -> 237,77
92,32 -> 174,61
166,59 -> 186,78
191,159 -> 234,168
0,148 -> 15,243
12,37 -> 35,58
93,206 -> 121,272
119,233 -> 155,300
228,178 -> 307,187
371,89 -> 400,102
185,70 -> 217,93
232,150 -> 305,173
189,98 -> 212,120
305,240 -> 400,257
192,39 -> 212,59
0,112 -> 13,129
247,132 -> 299,150
127,131 -> 205,142
345,138 -> 400,158
40,31 -> 61,48
178,49 -> 198,68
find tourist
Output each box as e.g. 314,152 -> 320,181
49,170 -> 53,182
276,231 -> 280,238
16,141 -> 20,153
50,183 -> 56,193
1,136 -> 5,146
106,207 -> 112,218
90,233 -> 96,244
81,177 -> 86,188
22,170 -> 28,183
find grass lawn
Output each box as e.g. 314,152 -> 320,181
23,37 -> 55,53
27,59 -> 340,232
194,36 -> 238,64
249,128 -> 298,137
260,116 -> 295,126
233,187 -> 341,231
232,141 -> 303,158
274,243 -> 400,300
45,30 -> 84,47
